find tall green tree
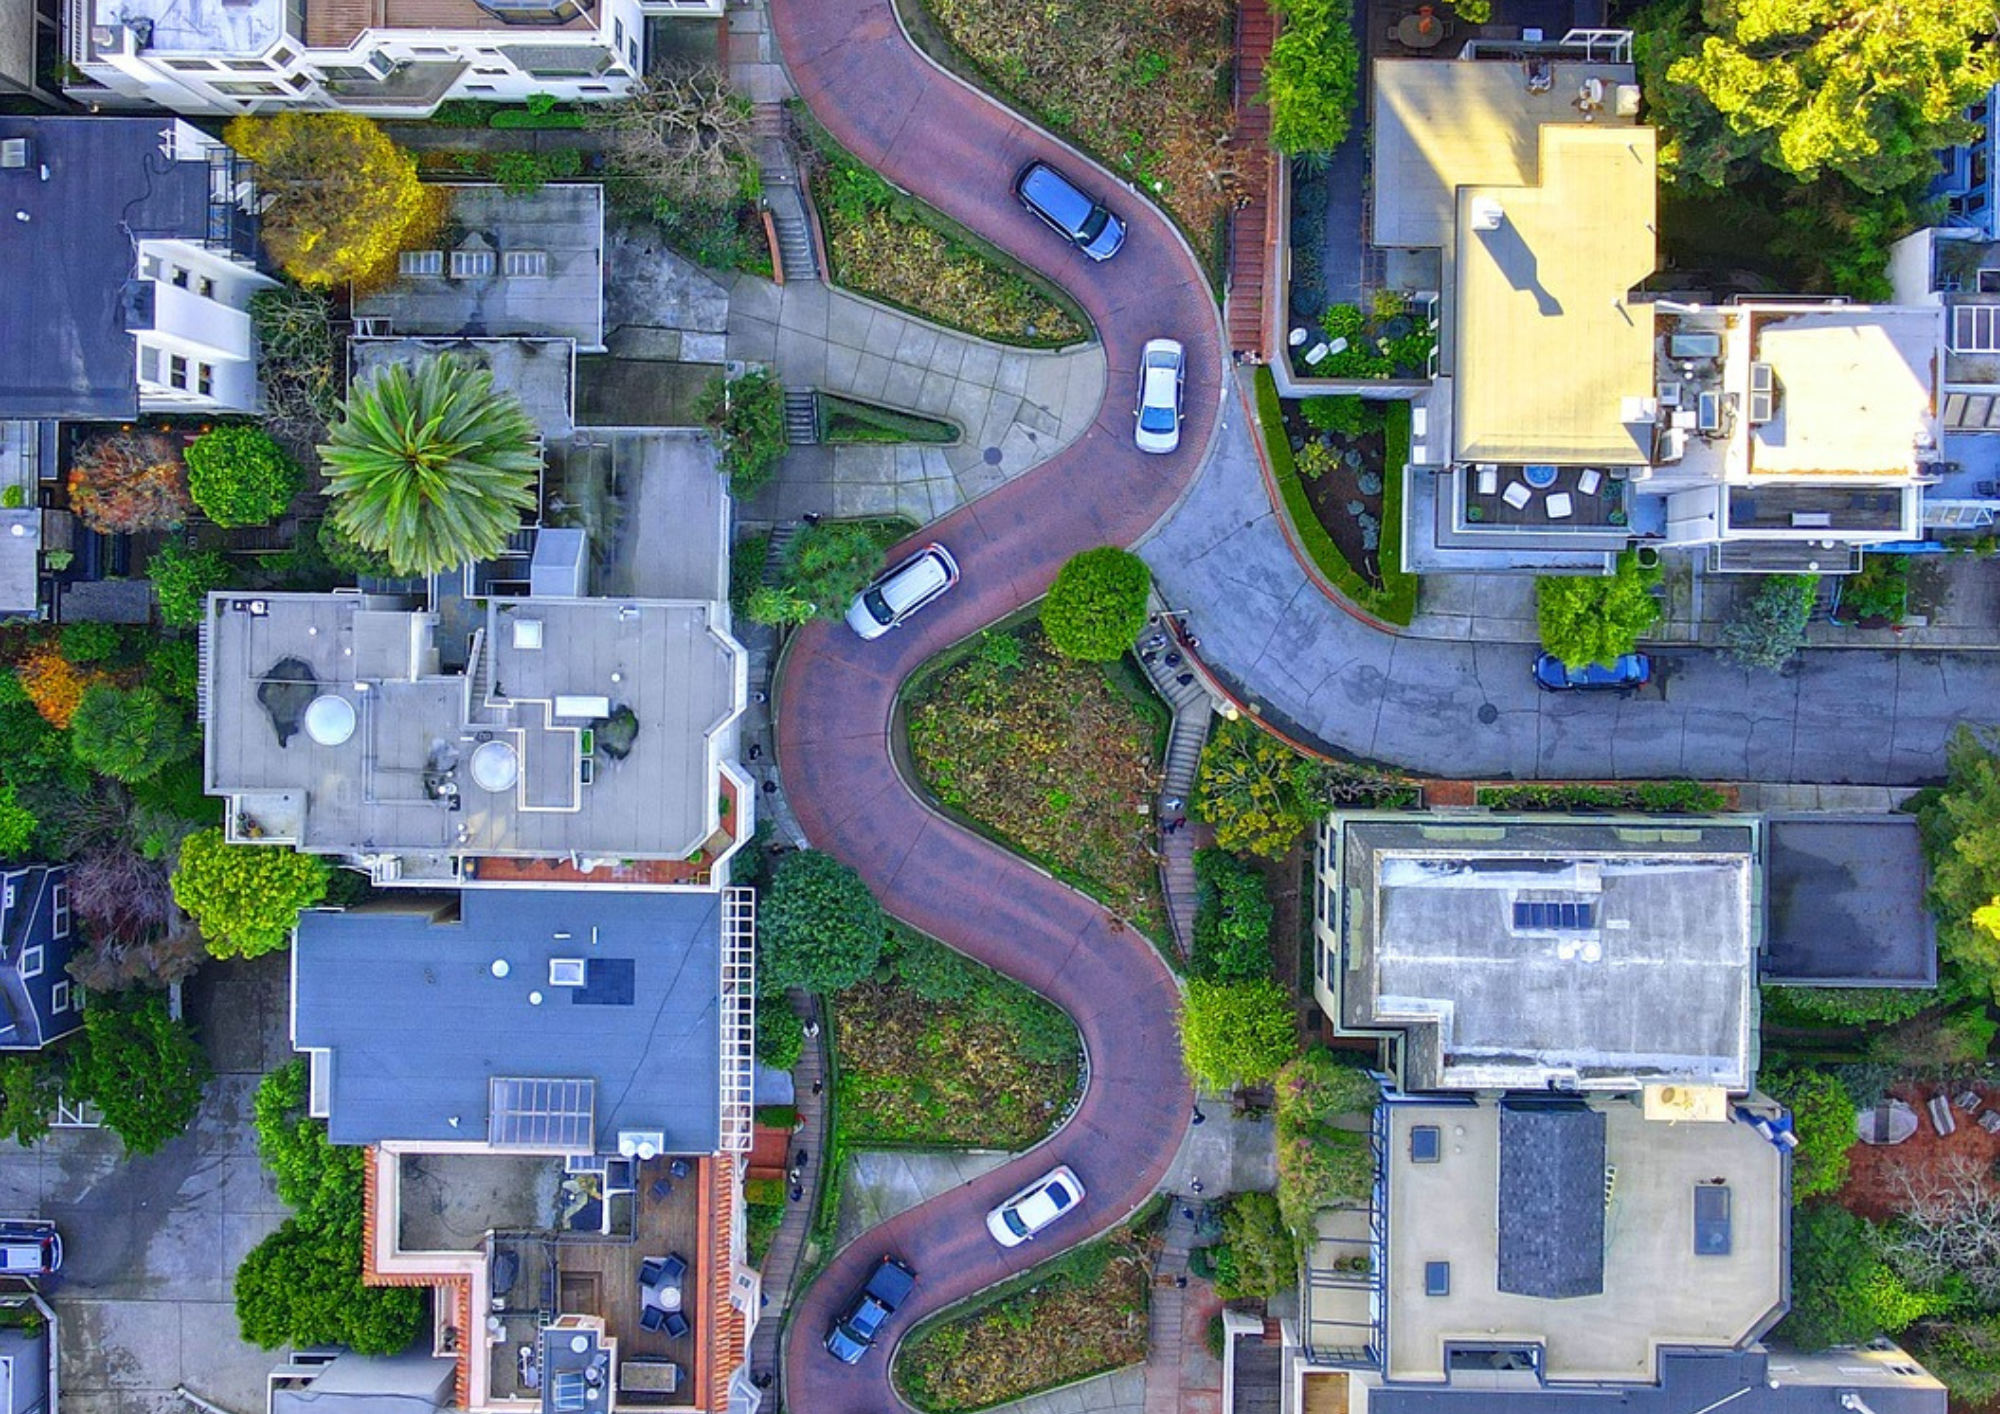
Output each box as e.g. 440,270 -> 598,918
1763,1069 -> 1856,1200
320,355 -> 540,577
236,1217 -> 425,1354
1181,978 -> 1299,1090
69,685 -> 197,785
171,829 -> 332,959
68,993 -> 211,1156
1194,717 -> 1328,858
697,369 -> 787,496
1536,552 -> 1662,670
1920,727 -> 2000,1000
185,426 -> 305,528
757,849 -> 887,993
1265,0 -> 1362,154
1644,0 -> 1995,194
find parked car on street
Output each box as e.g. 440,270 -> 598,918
986,1165 -> 1085,1247
0,1220 -> 60,1276
1532,651 -> 1653,692
1014,161 -> 1126,261
846,544 -> 960,641
823,1255 -> 917,1363
1133,338 -> 1185,454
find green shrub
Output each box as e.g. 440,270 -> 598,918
1273,1048 -> 1378,1235
69,685 -> 196,784
253,1059 -> 363,1228
1763,1070 -> 1855,1200
1181,978 -> 1299,1090
1300,395 -> 1381,437
697,369 -> 787,497
58,621 -> 123,664
185,426 -> 304,528
236,1218 -> 424,1354
1215,1192 -> 1295,1298
782,522 -> 888,622
171,828 -> 331,959
1040,547 -> 1151,662
1721,573 -> 1817,670
1190,848 -> 1274,981
1266,0 -> 1361,154
820,395 -> 959,445
1781,1204 -> 1947,1350
758,849 -> 886,993
149,542 -> 234,629
1762,985 -> 1933,1027
148,640 -> 202,703
1843,556 -> 1909,624
1536,552 -> 1663,669
756,991 -> 805,1069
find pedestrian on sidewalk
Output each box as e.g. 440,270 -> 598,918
811,1078 -> 824,1096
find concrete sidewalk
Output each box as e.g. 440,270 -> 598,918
727,277 -> 1107,525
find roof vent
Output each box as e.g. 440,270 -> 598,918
0,140 -> 28,171
549,958 -> 586,987
1470,197 -> 1505,232
303,694 -> 356,747
470,739 -> 520,793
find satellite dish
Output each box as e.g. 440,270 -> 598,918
303,694 -> 356,747
471,740 -> 520,793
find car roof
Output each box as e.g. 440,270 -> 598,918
880,552 -> 950,613
1142,339 -> 1183,364
1018,163 -> 1094,228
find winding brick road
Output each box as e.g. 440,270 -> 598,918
769,1 -> 1223,1409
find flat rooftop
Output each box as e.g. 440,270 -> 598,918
1329,816 -> 1758,1091
1746,308 -> 1941,478
1383,1098 -> 1785,1384
1453,125 -> 1657,466
85,0 -> 282,56
294,889 -> 724,1153
203,589 -> 742,870
355,185 -> 606,350
352,337 -> 576,441
1762,814 -> 1937,987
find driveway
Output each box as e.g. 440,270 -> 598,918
0,954 -> 293,1414
1142,378 -> 2000,785
768,0 -> 1219,1407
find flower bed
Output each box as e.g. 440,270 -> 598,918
895,1219 -> 1155,1412
898,0 -> 1236,254
905,625 -> 1169,939
1475,781 -> 1730,813
797,106 -> 1088,347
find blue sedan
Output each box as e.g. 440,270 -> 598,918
1532,651 -> 1653,692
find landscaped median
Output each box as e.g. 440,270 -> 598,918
1252,368 -> 1418,626
892,1199 -> 1163,1412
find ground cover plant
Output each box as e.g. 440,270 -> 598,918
696,368 -> 787,499
895,1212 -> 1154,1411
906,623 -> 1169,939
744,517 -> 914,628
1252,371 -> 1417,624
820,395 -> 959,445
836,929 -> 1080,1149
798,106 -> 1088,346
1474,781 -> 1727,813
902,0 -> 1235,244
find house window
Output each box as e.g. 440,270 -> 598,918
50,982 -> 68,1014
168,354 -> 188,387
196,275 -> 216,298
20,946 -> 41,980
271,45 -> 296,64
1424,1261 -> 1450,1296
1955,305 -> 2000,354
504,250 -> 549,278
196,364 -> 213,397
613,18 -> 624,45
170,266 -> 190,289
466,82 -> 497,91
451,249 -> 496,278
138,346 -> 162,383
399,250 -> 444,277
166,58 -> 216,70
50,883 -> 67,941
214,81 -> 286,95
225,58 -> 272,71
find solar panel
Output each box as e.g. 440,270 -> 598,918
551,1372 -> 587,1412
488,1077 -> 596,1150
1512,901 -> 1596,931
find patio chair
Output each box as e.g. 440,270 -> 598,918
661,1253 -> 689,1284
641,1304 -> 668,1333
1577,468 -> 1602,496
1475,465 -> 1498,496
1501,482 -> 1531,510
1982,1110 -> 2000,1135
639,1258 -> 666,1289
1928,1093 -> 1957,1136
649,1179 -> 671,1202
664,1311 -> 691,1339
669,1158 -> 692,1180
1545,493 -> 1574,520
1957,1089 -> 1982,1112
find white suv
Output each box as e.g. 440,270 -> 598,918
986,1165 -> 1085,1247
845,544 -> 960,641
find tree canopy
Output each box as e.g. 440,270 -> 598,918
1265,0 -> 1362,154
1536,552 -> 1662,670
758,849 -> 887,993
320,354 -> 541,577
69,685 -> 197,785
1645,0 -> 1994,195
150,542 -> 235,630
236,1217 -> 425,1354
1194,716 -> 1328,858
1721,573 -> 1816,671
1190,848 -> 1275,982
1181,978 -> 1299,1090
1040,547 -> 1152,662
1919,728 -> 2000,1000
68,993 -> 211,1156
171,828 -> 332,959
696,369 -> 787,496
185,426 -> 305,528
225,113 -> 440,288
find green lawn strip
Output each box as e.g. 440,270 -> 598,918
819,394 -> 961,445
1474,781 -> 1728,812
789,101 -> 1093,349
892,1200 -> 1164,1413
898,621 -> 1173,946
1252,369 -> 1416,627
745,1176 -> 787,1266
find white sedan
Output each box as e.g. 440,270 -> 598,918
986,1165 -> 1086,1247
1133,338 -> 1185,454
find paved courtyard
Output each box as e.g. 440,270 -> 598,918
0,955 -> 292,1414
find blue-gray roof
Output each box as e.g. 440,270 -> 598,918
1762,815 -> 1937,987
294,889 -> 723,1155
1497,1102 -> 1605,1299
0,118 -> 217,421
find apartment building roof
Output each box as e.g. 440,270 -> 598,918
303,0 -> 597,46
1743,308 -> 1941,478
294,889 -> 725,1153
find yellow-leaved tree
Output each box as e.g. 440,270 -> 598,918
225,113 -> 440,289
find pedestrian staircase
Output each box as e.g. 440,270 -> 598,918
1137,632 -> 1216,956
1225,0 -> 1276,358
761,523 -> 799,584
767,184 -> 820,284
783,390 -> 820,446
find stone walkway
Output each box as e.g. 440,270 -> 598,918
726,277 -> 1107,525
745,993 -> 828,1386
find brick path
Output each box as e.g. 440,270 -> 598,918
746,992 -> 828,1393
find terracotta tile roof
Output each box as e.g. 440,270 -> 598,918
705,1154 -> 749,1411
359,1146 -> 473,1409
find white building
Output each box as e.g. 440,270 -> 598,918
64,0 -> 720,116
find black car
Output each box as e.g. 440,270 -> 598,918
824,1255 -> 918,1363
1014,161 -> 1126,261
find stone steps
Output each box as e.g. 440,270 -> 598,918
783,390 -> 820,446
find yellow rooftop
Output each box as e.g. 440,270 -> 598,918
1452,124 -> 1658,465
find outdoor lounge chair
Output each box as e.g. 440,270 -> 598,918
640,1258 -> 666,1289
1502,482 -> 1531,510
641,1304 -> 668,1333
664,1312 -> 691,1339
1545,493 -> 1574,520
1958,1090 -> 1982,1111
661,1253 -> 689,1284
1981,1110 -> 2000,1134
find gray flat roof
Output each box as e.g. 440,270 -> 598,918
203,588 -> 742,870
355,185 -> 606,350
351,337 -> 576,441
293,890 -> 724,1154
1762,815 -> 1937,986
0,118 -> 213,420
1497,1103 -> 1605,1299
1331,815 -> 1759,1091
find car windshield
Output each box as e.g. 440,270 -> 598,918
1139,403 -> 1177,433
862,588 -> 895,626
1078,207 -> 1108,243
1002,1207 -> 1031,1237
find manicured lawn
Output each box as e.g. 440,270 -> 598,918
836,931 -> 1080,1149
794,105 -> 1089,348
906,624 -> 1170,940
894,1215 -> 1156,1412
898,0 -> 1237,253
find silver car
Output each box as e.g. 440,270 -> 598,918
845,544 -> 961,641
1134,339 -> 1185,454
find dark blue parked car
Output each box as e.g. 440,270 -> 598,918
824,1255 -> 917,1363
1532,651 -> 1652,692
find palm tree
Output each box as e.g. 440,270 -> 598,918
319,354 -> 541,577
